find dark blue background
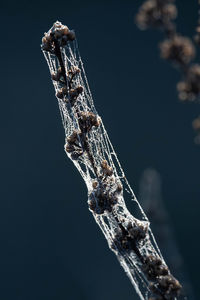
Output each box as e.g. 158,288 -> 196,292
0,0 -> 199,299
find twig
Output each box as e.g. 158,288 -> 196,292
41,21 -> 183,300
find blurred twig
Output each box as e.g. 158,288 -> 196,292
139,168 -> 195,299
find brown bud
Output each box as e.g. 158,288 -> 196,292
54,30 -> 62,39
56,89 -> 64,99
42,36 -> 47,44
63,26 -> 69,35
101,160 -> 113,176
67,30 -> 76,41
65,144 -> 75,153
76,86 -> 83,94
92,180 -> 98,189
67,130 -> 79,144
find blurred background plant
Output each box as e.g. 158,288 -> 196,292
135,0 -> 200,143
139,168 -> 195,299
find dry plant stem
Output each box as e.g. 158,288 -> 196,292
55,39 -> 98,174
41,21 -> 183,300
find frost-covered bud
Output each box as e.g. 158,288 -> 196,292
116,182 -> 123,193
65,144 -> 75,153
92,180 -> 98,189
56,89 -> 64,99
41,34 -> 52,52
51,67 -> 63,81
88,112 -> 101,127
88,196 -> 96,211
70,150 -> 83,160
127,221 -> 148,241
142,255 -> 169,280
88,178 -> 119,215
41,22 -> 75,52
101,160 -> 113,176
69,86 -> 83,105
68,66 -> 81,76
157,275 -> 182,298
65,130 -> 83,159
79,111 -> 101,132
56,86 -> 67,99
51,72 -> 60,81
67,130 -> 79,144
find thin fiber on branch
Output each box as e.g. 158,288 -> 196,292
41,21 -> 183,300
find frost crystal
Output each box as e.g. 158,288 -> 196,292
41,21 -> 183,300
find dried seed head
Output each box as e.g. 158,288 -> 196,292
54,30 -> 62,39
68,66 -> 81,76
70,150 -> 83,160
160,35 -> 195,65
192,116 -> 200,131
51,72 -> 59,81
162,3 -> 177,20
67,30 -> 76,41
148,282 -> 157,293
62,26 -> 70,36
42,36 -> 47,44
69,86 -> 83,98
79,111 -> 100,132
41,32 -> 53,52
88,178 -> 119,215
45,34 -> 53,43
89,112 -> 101,127
62,86 -> 67,94
127,221 -> 148,241
56,89 -> 64,99
67,130 -> 79,144
88,197 -> 96,211
41,22 -> 75,52
116,182 -> 123,193
157,275 -> 182,296
135,0 -> 177,30
92,180 -> 98,189
52,67 -> 63,81
143,255 -> 169,280
145,255 -> 162,266
101,160 -> 113,176
65,144 -> 75,153
76,86 -> 83,94
41,40 -> 52,52
56,87 -> 67,99
61,35 -> 68,46
177,64 -> 200,101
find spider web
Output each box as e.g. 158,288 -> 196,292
43,34 -> 180,300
